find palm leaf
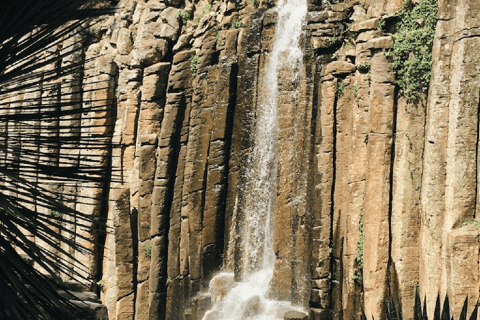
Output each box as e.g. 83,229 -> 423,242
0,0 -> 116,319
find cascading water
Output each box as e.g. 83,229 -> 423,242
202,0 -> 307,318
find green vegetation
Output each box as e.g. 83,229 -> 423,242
377,18 -> 385,33
144,241 -> 152,258
387,0 -> 438,100
353,82 -> 358,98
364,131 -> 369,144
190,53 -> 198,77
215,29 -> 222,46
353,208 -> 364,281
176,10 -> 190,24
336,81 -> 344,97
359,61 -> 371,73
115,87 -> 121,98
53,211 -> 62,218
345,42 -> 355,49
193,4 -> 212,23
462,219 -> 480,227
203,3 -> 212,15
97,279 -> 105,287
231,18 -> 242,29
330,29 -> 338,43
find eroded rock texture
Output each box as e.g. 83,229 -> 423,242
4,0 -> 480,319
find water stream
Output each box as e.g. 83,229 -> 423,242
202,0 -> 307,318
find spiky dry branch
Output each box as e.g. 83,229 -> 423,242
0,1 -> 116,319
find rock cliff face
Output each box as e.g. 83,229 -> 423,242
3,0 -> 480,319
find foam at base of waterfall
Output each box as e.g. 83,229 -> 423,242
203,270 -> 304,320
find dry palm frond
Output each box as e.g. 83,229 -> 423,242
0,1 -> 116,319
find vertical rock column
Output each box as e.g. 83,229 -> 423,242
76,49 -> 116,282
201,44 -> 239,283
225,9 -> 264,279
135,62 -> 169,320
272,45 -> 313,305
420,0 -> 480,317
442,0 -> 480,316
390,94 -> 424,320
341,27 -> 372,319
36,46 -> 61,274
363,49 -> 395,320
419,3 -> 453,314
59,34 -> 86,280
163,51 -> 194,320
309,68 -> 336,319
18,76 -> 42,258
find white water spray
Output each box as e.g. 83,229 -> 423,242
203,0 -> 307,318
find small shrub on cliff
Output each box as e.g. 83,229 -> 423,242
176,10 -> 190,24
377,18 -> 385,34
144,241 -> 152,258
336,81 -> 345,97
190,53 -> 198,77
387,0 -> 438,100
193,4 -> 212,24
354,208 -> 364,281
231,18 -> 242,29
462,219 -> 480,227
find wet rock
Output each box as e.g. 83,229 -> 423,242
210,273 -> 234,303
192,293 -> 212,320
241,295 -> 261,318
284,310 -> 308,320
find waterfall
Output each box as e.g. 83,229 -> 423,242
202,0 -> 307,318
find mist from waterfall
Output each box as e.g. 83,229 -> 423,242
202,0 -> 307,317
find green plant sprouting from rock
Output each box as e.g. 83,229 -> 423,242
387,0 -> 438,100
194,4 -> 212,24
336,81 -> 344,97
190,53 -> 198,77
462,219 -> 480,227
176,10 -> 190,24
231,18 -> 242,29
144,241 -> 152,258
354,208 -> 364,281
359,61 -> 371,73
215,28 -> 222,46
377,18 -> 385,34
